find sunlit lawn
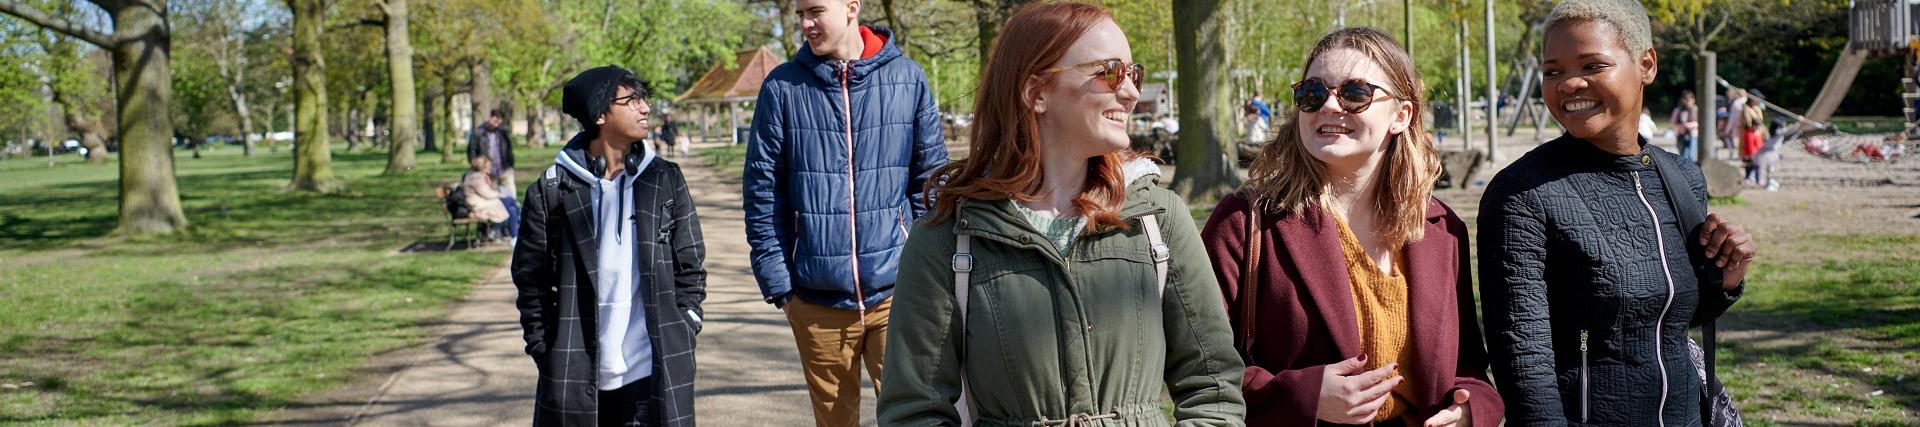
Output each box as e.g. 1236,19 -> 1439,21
0,144 -> 555,425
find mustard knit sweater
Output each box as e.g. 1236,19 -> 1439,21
1334,216 -> 1415,422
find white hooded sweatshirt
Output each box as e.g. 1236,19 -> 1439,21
553,141 -> 658,391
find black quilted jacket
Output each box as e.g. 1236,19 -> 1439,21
1477,135 -> 1742,427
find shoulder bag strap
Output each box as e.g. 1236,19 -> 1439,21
1647,152 -> 1724,393
1239,206 -> 1263,360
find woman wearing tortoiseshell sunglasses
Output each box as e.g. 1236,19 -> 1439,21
1202,27 -> 1503,427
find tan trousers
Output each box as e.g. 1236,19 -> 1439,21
785,297 -> 890,427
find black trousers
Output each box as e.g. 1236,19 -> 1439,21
598,377 -> 654,427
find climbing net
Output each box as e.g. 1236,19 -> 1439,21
1788,126 -> 1914,164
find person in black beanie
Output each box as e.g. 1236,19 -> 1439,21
512,65 -> 708,427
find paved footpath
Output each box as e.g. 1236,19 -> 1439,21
266,150 -> 874,426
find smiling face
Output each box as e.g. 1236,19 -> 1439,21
797,0 -> 859,58
1295,48 -> 1414,171
600,86 -> 652,143
1031,19 -> 1139,159
1541,19 -> 1656,145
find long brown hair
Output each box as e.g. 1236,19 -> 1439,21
922,2 -> 1139,232
1243,27 -> 1441,245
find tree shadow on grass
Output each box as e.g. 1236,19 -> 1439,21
1716,257 -> 1920,422
0,150 -> 481,254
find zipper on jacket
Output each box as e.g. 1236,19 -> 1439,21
1632,171 -> 1677,427
839,60 -> 866,315
897,210 -> 908,238
1580,329 -> 1590,423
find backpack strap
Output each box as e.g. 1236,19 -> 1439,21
951,234 -> 976,426
1140,214 -> 1170,296
948,213 -> 1168,425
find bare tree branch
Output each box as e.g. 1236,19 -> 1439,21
0,1 -> 116,48
1703,11 -> 1730,48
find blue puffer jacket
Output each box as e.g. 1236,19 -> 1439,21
743,26 -> 948,311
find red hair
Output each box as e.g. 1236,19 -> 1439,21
923,2 -> 1139,232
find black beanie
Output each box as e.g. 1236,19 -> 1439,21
562,65 -> 646,134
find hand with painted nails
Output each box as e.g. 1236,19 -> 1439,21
1699,213 -> 1757,291
1317,355 -> 1403,424
1422,389 -> 1473,427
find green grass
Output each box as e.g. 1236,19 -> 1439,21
698,144 -> 747,182
0,144 -> 555,425
1716,234 -> 1920,425
1709,195 -> 1747,206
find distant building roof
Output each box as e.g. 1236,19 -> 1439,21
674,46 -> 783,104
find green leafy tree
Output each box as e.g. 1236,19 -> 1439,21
0,28 -> 50,145
171,32 -> 228,159
0,0 -> 189,235
174,0 -> 265,156
869,0 -> 980,110
32,18 -> 115,165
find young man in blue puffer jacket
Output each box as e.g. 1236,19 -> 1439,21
741,0 -> 948,425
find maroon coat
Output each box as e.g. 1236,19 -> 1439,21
1201,193 -> 1502,427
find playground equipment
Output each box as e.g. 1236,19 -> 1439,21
1778,0 -> 1920,165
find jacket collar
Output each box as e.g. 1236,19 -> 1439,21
1547,132 -> 1662,172
951,162 -> 1168,260
795,25 -> 902,89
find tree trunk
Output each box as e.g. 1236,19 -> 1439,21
226,75 -> 254,156
382,0 -> 417,174
1169,0 -> 1241,202
111,1 -> 189,234
290,0 -> 339,192
470,58 -> 493,135
777,0 -> 796,58
527,103 -> 545,147
421,83 -> 438,153
345,100 -> 360,152
879,0 -> 910,55
441,87 -> 456,163
972,0 -> 1023,61
217,19 -> 254,157
1696,49 -> 1717,164
359,87 -> 376,149
51,87 -> 109,165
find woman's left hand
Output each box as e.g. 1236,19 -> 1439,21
1422,389 -> 1471,427
1700,213 -> 1758,290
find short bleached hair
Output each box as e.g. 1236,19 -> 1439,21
1546,0 -> 1653,57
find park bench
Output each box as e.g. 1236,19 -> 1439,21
436,183 -> 492,249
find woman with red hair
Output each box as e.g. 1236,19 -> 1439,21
878,2 -> 1245,425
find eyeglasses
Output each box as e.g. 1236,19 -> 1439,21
612,92 -> 643,107
1292,78 -> 1401,114
1043,58 -> 1144,91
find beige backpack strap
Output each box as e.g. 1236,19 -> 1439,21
1140,214 -> 1170,296
951,234 -> 976,426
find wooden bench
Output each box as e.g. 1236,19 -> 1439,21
437,184 -> 492,249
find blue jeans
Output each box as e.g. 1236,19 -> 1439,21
501,195 -> 520,238
1676,133 -> 1697,162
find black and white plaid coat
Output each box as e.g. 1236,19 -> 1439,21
512,139 -> 706,427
